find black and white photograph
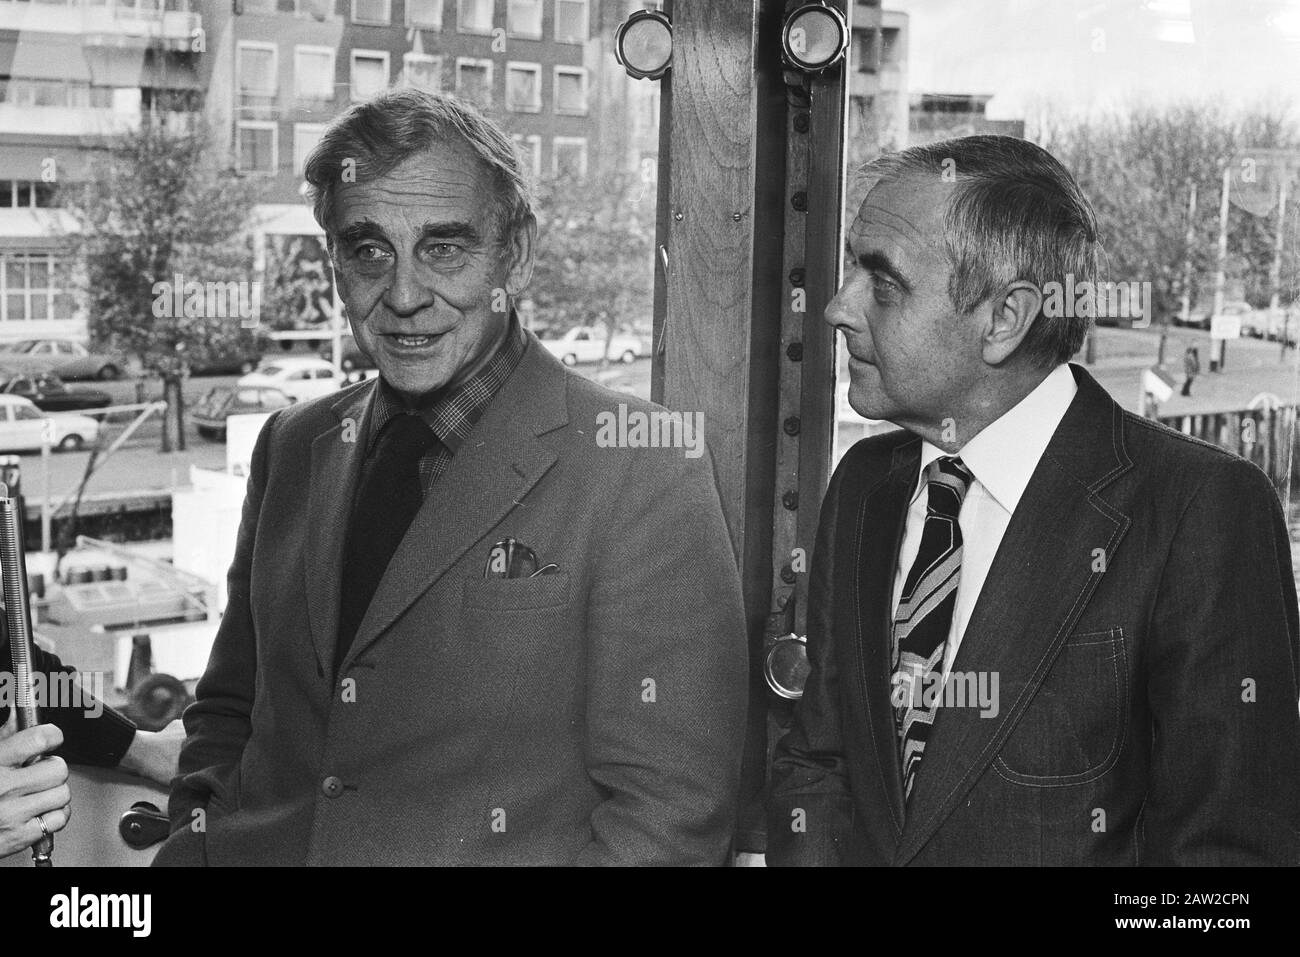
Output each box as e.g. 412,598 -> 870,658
0,0 -> 1297,935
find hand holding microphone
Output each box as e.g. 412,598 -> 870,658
0,711 -> 69,860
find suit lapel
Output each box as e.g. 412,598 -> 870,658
893,365 -> 1133,865
852,438 -> 920,839
304,382 -> 376,673
340,338 -> 567,670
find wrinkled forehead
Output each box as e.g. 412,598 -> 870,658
328,145 -> 499,234
846,171 -> 951,262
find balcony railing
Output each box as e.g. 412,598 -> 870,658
0,0 -> 201,46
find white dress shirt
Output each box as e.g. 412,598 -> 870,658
890,363 -> 1078,682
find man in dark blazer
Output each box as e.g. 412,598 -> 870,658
767,135 -> 1300,866
153,90 -> 747,866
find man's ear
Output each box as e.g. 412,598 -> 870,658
505,214 -> 537,297
980,280 -> 1043,365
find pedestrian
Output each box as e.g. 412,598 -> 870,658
1181,345 -> 1200,396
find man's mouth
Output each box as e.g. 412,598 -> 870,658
382,332 -> 446,349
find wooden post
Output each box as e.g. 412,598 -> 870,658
651,0 -> 795,854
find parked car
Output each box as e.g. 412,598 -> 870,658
317,335 -> 375,372
1274,306 -> 1300,346
0,374 -> 112,412
540,327 -> 643,366
189,346 -> 264,377
192,386 -> 294,441
237,357 -> 344,402
0,338 -> 129,380
1241,304 -> 1300,344
0,394 -> 99,452
1178,300 -> 1250,331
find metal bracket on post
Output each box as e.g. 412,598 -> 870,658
766,0 -> 849,703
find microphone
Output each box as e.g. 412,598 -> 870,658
0,484 -> 52,866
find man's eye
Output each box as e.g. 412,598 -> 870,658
421,240 -> 467,263
354,244 -> 389,262
871,273 -> 901,303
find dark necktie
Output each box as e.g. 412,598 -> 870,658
890,455 -> 974,801
336,413 -> 438,674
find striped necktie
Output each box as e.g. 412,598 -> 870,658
891,455 -> 974,801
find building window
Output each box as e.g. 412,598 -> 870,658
237,42 -> 278,97
402,53 -> 442,92
350,50 -> 390,101
0,181 -> 64,209
294,123 -> 328,175
455,57 -> 492,107
32,80 -> 63,108
0,255 -> 64,324
406,0 -> 442,28
507,0 -> 542,39
554,66 -> 587,115
0,255 -> 69,322
458,0 -> 493,34
0,79 -> 107,111
295,0 -> 337,18
512,133 -> 542,180
351,0 -> 390,24
505,62 -> 541,113
553,136 -> 587,178
33,182 -> 59,208
237,122 -> 278,174
294,46 -> 335,101
554,0 -> 588,43
853,31 -> 876,73
881,27 -> 901,67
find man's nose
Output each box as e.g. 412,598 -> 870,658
823,283 -> 855,331
384,260 -> 435,316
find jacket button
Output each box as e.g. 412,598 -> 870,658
321,776 -> 344,798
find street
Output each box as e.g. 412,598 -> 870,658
8,332 -> 1300,508
6,362 -> 653,504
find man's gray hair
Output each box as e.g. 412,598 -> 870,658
858,135 -> 1102,367
303,88 -> 534,245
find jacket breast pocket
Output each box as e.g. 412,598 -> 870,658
455,574 -> 579,714
461,573 -> 572,612
994,628 -> 1128,787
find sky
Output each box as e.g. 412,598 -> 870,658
890,0 -> 1300,122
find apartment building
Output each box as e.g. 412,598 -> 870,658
846,2 -> 908,165
909,92 -> 1026,146
0,0 -> 661,339
209,0 -> 613,208
0,0 -> 203,340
